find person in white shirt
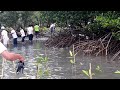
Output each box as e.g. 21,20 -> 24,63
20,27 -> 26,44
50,23 -> 55,36
27,25 -> 34,43
0,42 -> 24,61
10,27 -> 18,47
1,26 -> 9,47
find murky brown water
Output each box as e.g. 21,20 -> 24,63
0,37 -> 120,79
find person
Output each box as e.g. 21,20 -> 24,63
10,27 -> 18,47
1,26 -> 9,47
27,25 -> 34,43
20,27 -> 26,44
34,24 -> 40,38
50,23 -> 55,36
0,42 -> 24,61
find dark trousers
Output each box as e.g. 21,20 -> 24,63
50,27 -> 55,36
29,34 -> 33,41
22,36 -> 25,42
35,31 -> 39,38
13,38 -> 17,47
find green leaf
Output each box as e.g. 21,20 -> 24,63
70,60 -> 75,64
82,70 -> 90,77
37,59 -> 41,63
44,57 -> 48,62
38,68 -> 43,77
69,50 -> 73,57
43,69 -> 49,76
96,66 -> 100,70
37,56 -> 47,63
114,70 -> 120,74
96,66 -> 102,72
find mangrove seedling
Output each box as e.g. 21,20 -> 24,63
82,63 -> 95,79
114,70 -> 120,74
38,66 -> 50,78
36,55 -> 49,79
96,65 -> 102,72
37,55 -> 48,64
69,45 -> 77,64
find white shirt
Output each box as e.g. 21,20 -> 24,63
0,42 -> 7,54
27,26 -> 33,35
50,24 -> 55,29
11,29 -> 17,38
20,29 -> 25,37
1,26 -> 5,29
1,30 -> 9,40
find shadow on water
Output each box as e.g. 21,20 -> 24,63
0,38 -> 120,79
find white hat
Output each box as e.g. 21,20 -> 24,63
1,26 -> 5,29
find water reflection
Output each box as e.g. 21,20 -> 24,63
1,40 -> 120,79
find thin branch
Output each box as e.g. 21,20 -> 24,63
110,50 -> 120,61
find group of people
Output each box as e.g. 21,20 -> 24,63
1,26 -> 24,47
0,22 -> 55,65
0,23 -> 56,48
0,24 -> 41,48
0,26 -> 25,64
0,24 -> 40,64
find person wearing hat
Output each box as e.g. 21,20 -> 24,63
1,26 -> 9,47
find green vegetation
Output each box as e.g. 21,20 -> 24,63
0,11 -> 120,40
82,63 -> 95,79
36,54 -> 50,79
96,65 -> 102,72
82,64 -> 103,79
114,70 -> 120,74
69,45 -> 77,64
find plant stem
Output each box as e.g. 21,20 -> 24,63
73,45 -> 75,63
89,63 -> 92,79
45,47 -> 47,57
36,64 -> 39,79
1,57 -> 6,79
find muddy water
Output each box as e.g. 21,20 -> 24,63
0,37 -> 120,79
